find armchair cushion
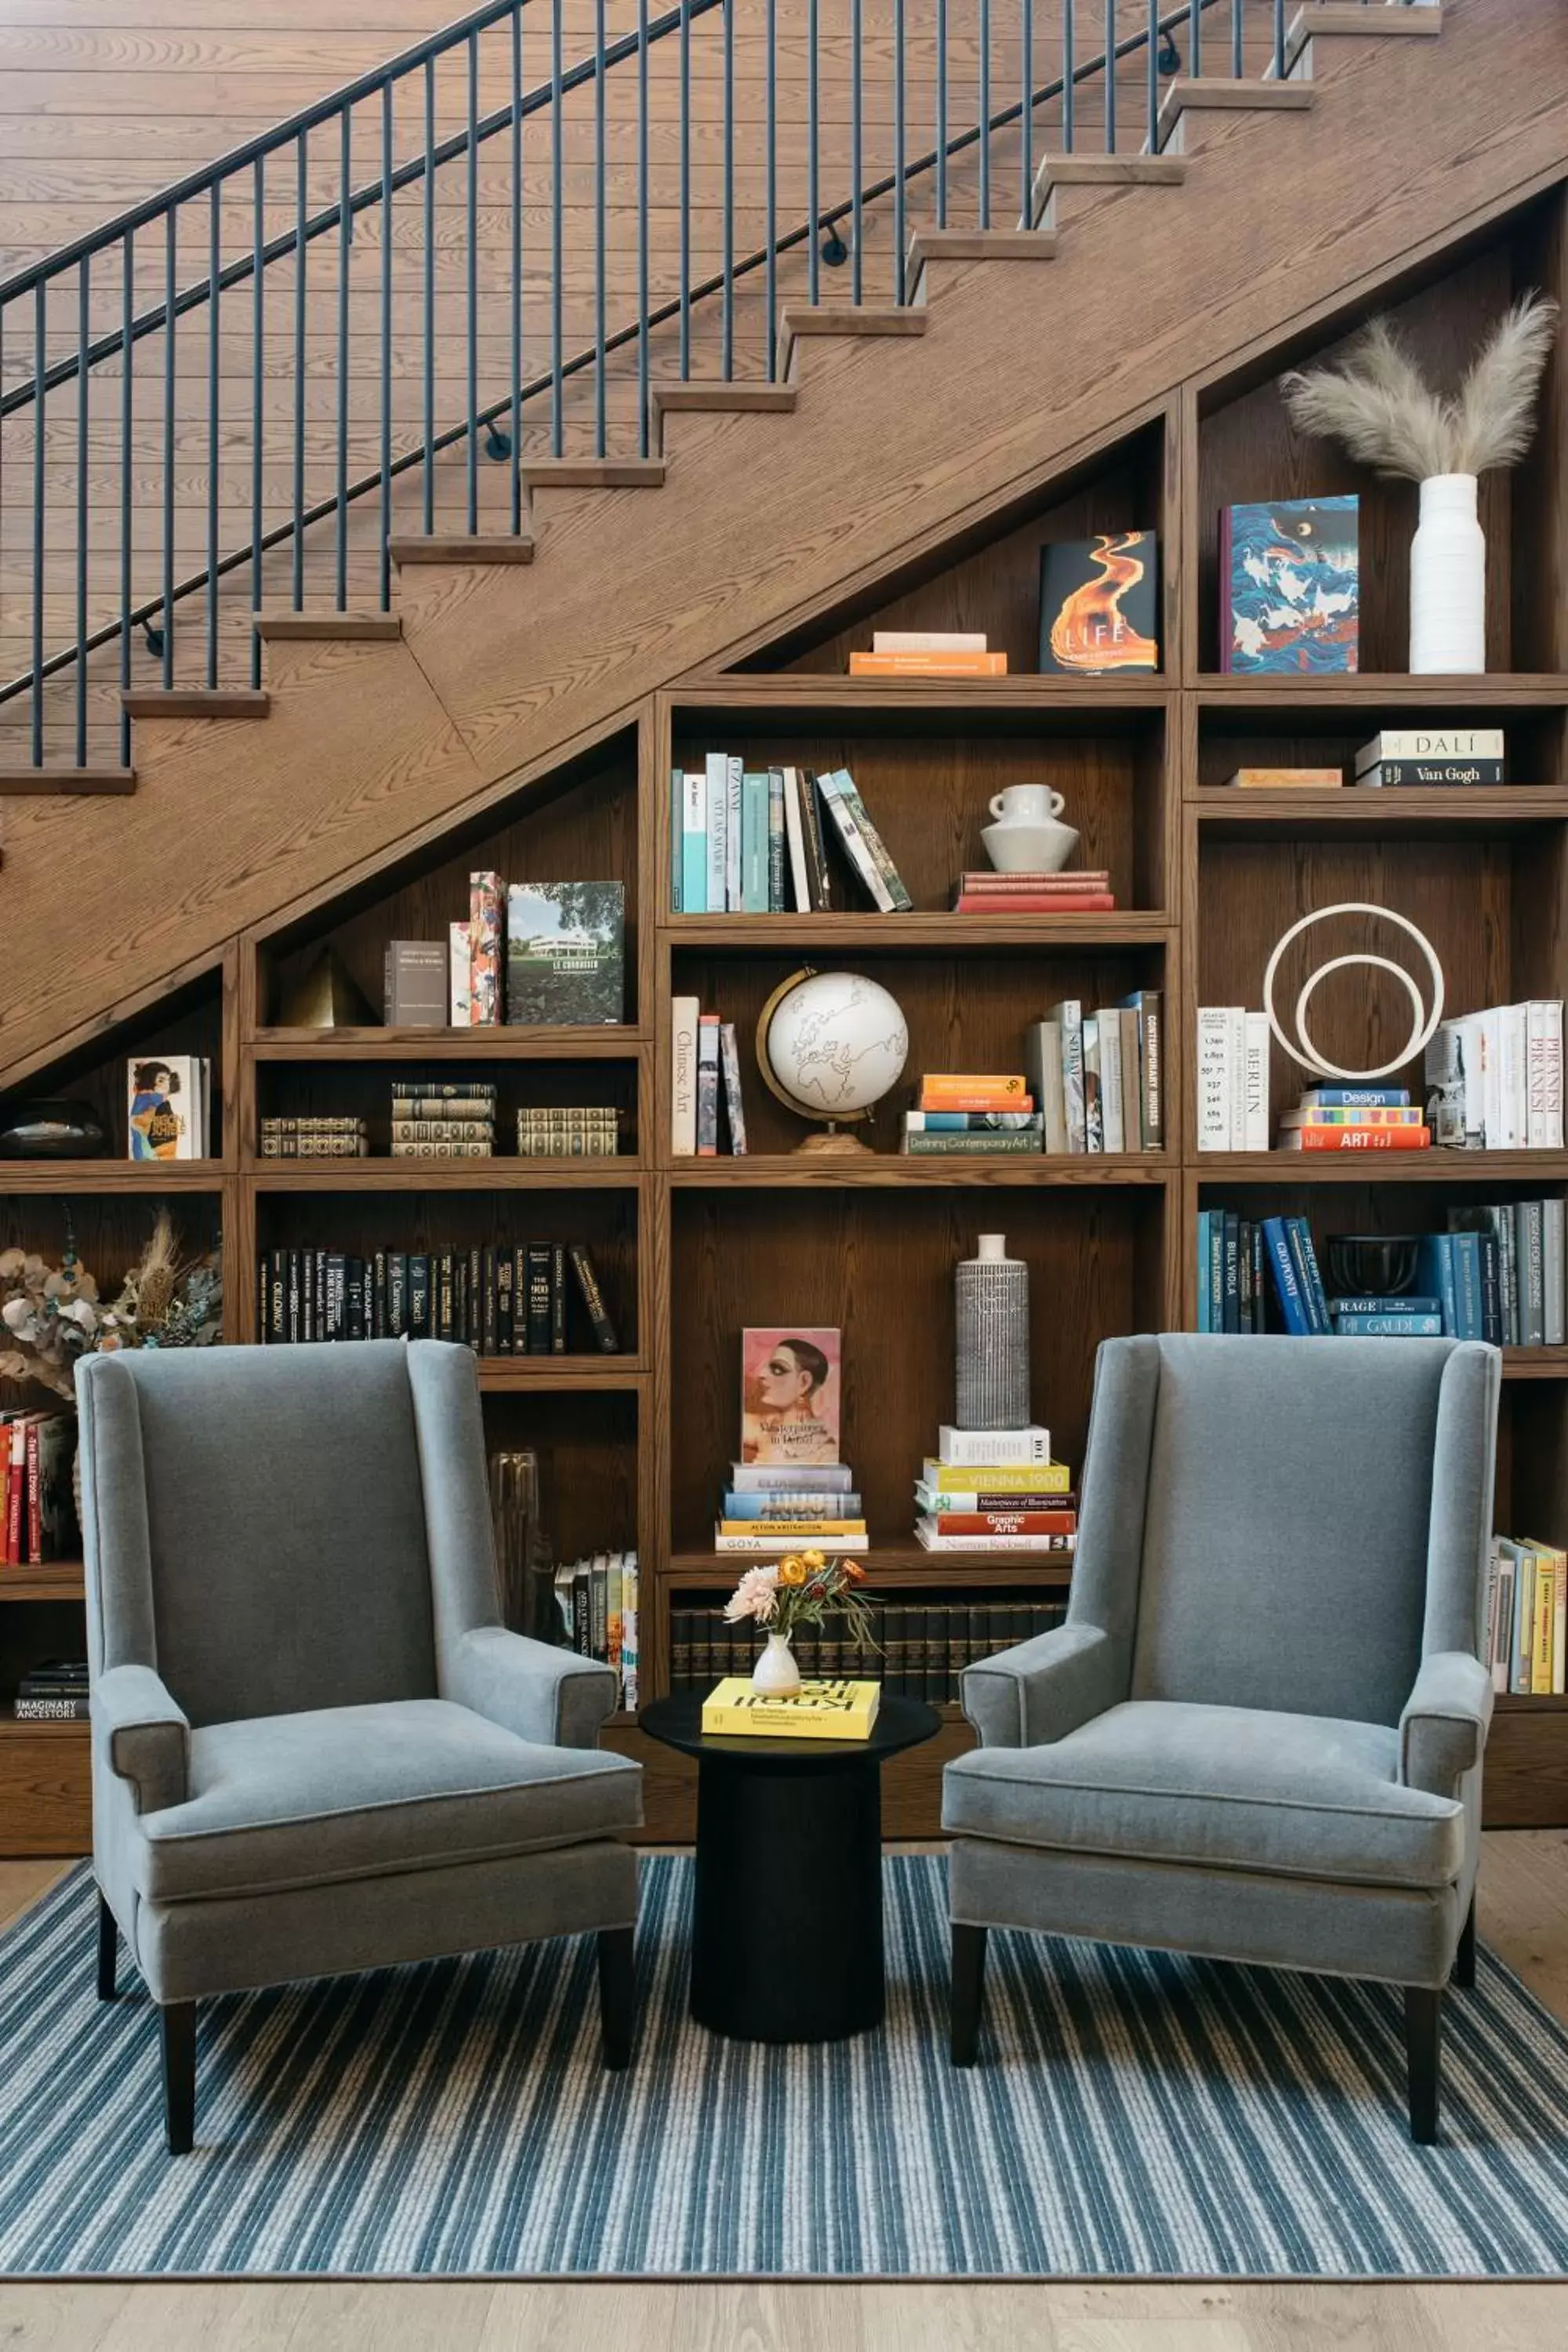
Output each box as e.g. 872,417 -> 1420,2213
942,1699 -> 1465,1890
1400,1649 -> 1494,1798
92,1661 -> 190,1814
134,1697 -> 642,1904
444,1624 -> 618,1751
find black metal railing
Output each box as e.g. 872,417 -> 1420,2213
0,0 -> 1417,768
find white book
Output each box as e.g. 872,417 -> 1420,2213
1457,1012 -> 1486,1147
681,767 -> 707,912
1355,728 -> 1505,771
781,765 -> 811,912
1479,1008 -> 1502,1149
938,1424 -> 1051,1466
715,1530 -> 869,1552
725,753 -> 744,912
448,923 -> 471,1025
915,1521 -> 1076,1553
1196,1007 -> 1232,1152
1226,1008 -> 1250,1150
1024,1019 -> 1069,1156
1243,1011 -> 1271,1152
1555,1555 -> 1567,1695
872,630 -> 989,653
1499,1003 -> 1528,1149
703,753 -> 728,913
1054,1001 -> 1086,1153
670,994 -> 700,1156
1082,1014 -> 1104,1152
1526,999 -> 1564,1148
816,769 -> 895,913
1098,1008 -> 1126,1152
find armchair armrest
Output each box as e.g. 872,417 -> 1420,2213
445,1624 -> 618,1750
960,1623 -> 1122,1751
1399,1650 -> 1494,1799
93,1663 -> 190,1813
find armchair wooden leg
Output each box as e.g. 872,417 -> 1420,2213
161,2002 -> 196,2156
951,1922 -> 987,2067
1403,1986 -> 1442,2145
1452,1896 -> 1477,1990
597,1927 -> 635,2071
96,1892 -> 118,2002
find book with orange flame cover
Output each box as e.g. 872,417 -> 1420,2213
1037,532 -> 1160,675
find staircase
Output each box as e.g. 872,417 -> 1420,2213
2,0 -> 1566,1080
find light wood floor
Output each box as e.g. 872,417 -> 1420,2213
1,1838 -> 1566,2348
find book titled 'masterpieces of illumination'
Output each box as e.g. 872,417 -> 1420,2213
700,1679 -> 881,1740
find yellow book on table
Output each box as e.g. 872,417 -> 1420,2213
701,1679 -> 882,1740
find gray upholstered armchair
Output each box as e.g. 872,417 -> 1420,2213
944,1334 -> 1501,2143
78,1340 -> 642,2154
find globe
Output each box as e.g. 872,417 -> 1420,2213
757,968 -> 909,1152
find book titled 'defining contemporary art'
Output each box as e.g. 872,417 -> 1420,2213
740,1327 -> 842,1467
504,882 -> 625,1025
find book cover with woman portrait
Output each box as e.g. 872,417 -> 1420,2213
740,1328 -> 842,1466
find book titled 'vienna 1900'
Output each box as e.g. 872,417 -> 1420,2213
506,883 -> 624,1025
1221,496 -> 1359,673
1037,532 -> 1159,674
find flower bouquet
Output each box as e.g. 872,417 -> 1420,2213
0,1211 -> 222,1401
724,1548 -> 877,1697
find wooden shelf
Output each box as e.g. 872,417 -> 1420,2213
1193,789 -> 1568,835
0,1160 -> 230,1192
1193,677 -> 1568,707
669,1153 -> 1171,1186
1501,1350 -> 1568,1381
676,674 -> 1170,713
0,1711 -> 89,1739
475,1356 -> 645,1391
1494,1691 -> 1568,1712
666,1551 -> 1075,1587
249,1160 -> 642,1190
1195,1152 -> 1568,1185
251,1027 -> 647,1060
0,1563 -> 85,1603
664,913 -> 1171,949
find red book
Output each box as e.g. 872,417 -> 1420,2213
956,893 -> 1116,913
25,1420 -> 42,1567
918,1093 -> 1035,1114
5,1422 -> 26,1566
933,1510 -> 1079,1536
1281,1126 -> 1433,1152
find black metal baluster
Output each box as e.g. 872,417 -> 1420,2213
121,235 -> 134,759
338,107 -> 352,604
680,0 -> 692,372
208,183 -> 220,684
32,283 -> 45,760
1190,0 -> 1200,80
424,62 -> 436,531
76,260 -> 89,761
381,84 -> 394,602
894,0 -> 906,300
722,0 -> 734,376
551,0 -> 564,447
1232,0 -> 1243,81
1105,2 -> 1116,155
1273,0 -> 1287,81
851,0 -> 863,296
594,0 -> 608,448
251,162 -> 263,684
764,0 -> 777,367
978,0 -> 990,224
513,5 -> 524,514
468,36 -> 480,528
808,0 -> 820,299
293,137 -> 307,608
639,0 -> 652,437
1147,0 -> 1160,154
936,0 -> 948,229
1062,0 -> 1073,158
164,209 -> 176,679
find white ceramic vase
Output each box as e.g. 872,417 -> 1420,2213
1409,473 -> 1485,675
751,1631 -> 802,1696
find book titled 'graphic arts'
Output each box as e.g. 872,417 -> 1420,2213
1220,495 -> 1359,674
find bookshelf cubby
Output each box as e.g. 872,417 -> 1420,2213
5,189 -> 1568,1842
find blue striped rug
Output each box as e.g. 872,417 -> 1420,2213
2,1857 -> 1567,2278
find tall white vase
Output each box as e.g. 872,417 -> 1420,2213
1409,473 -> 1485,674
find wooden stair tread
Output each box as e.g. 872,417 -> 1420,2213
780,307 -> 927,337
389,536 -> 536,566
122,689 -> 270,719
1159,79 -> 1316,144
521,460 -> 666,488
1292,2 -> 1443,36
0,769 -> 136,796
652,386 -> 798,416
252,612 -> 404,641
1036,155 -> 1187,186
909,230 -> 1059,263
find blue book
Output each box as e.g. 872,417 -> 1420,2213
741,772 -> 771,914
1300,1087 -> 1410,1108
767,770 -> 787,912
703,753 -> 728,912
680,767 -> 707,914
1333,1312 -> 1446,1338
1416,1235 -> 1460,1337
721,1490 -> 864,1519
1448,1231 -> 1484,1340
1328,1295 -> 1443,1319
1287,1216 -> 1331,1333
1250,1223 -> 1267,1336
1196,1211 -> 1211,1333
1207,1213 -> 1225,1335
1220,494 -> 1359,674
1261,1217 -> 1312,1336
1222,1212 -> 1241,1334
670,769 -> 683,912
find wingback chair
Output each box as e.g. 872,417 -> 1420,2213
944,1334 -> 1501,2142
78,1340 -> 642,2154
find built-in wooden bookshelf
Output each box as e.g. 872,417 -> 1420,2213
5,194 -> 1568,1844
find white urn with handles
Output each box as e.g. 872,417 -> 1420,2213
982,782 -> 1080,875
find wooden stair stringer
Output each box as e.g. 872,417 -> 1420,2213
2,0 -> 1563,1086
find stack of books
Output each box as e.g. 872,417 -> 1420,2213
953,869 -> 1114,915
1025,995 -> 1163,1153
259,1240 -> 619,1352
914,1425 -> 1077,1555
847,630 -> 1007,680
1279,1082 -> 1431,1155
671,759 -> 912,916
0,1409 -> 77,1566
260,1116 -> 369,1160
391,1080 -> 496,1160
13,1658 -> 89,1722
670,1002 -> 747,1155
1488,1536 -> 1566,1695
1356,728 -> 1504,789
902,1073 -> 1040,1156
514,1106 -> 621,1159
552,1551 -> 640,1711
1425,1001 -> 1565,1149
715,1461 -> 866,1553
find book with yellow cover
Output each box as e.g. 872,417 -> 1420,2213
717,1518 -> 866,1538
920,1457 -> 1072,1494
701,1679 -> 882,1740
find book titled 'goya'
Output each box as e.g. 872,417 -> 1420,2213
505,882 -> 625,1025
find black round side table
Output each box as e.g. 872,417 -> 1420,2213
640,1690 -> 941,2044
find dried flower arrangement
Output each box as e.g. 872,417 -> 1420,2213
724,1548 -> 877,1650
0,1211 -> 222,1399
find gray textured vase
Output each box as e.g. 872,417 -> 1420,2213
955,1233 -> 1029,1432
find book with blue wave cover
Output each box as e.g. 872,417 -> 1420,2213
1220,495 -> 1359,673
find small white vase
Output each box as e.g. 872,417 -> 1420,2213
1409,473 -> 1485,675
751,1632 -> 802,1697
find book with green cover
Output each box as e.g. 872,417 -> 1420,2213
505,882 -> 625,1025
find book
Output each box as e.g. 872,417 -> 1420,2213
1281,1126 -> 1432,1151
1355,730 -> 1505,768
914,1522 -> 1076,1552
848,650 -> 1007,677
702,753 -> 728,912
696,1013 -> 720,1155
681,768 -> 707,913
720,1492 -> 864,1518
719,1021 -> 749,1155
469,871 -> 504,1025
568,1242 -> 620,1354
506,883 -> 624,1025
1328,1295 -> 1443,1318
1037,532 -> 1159,674
825,770 -> 913,911
1358,760 -> 1507,788
954,892 -> 1115,913
959,870 -> 1112,891
383,940 -> 448,1027
730,1461 -> 854,1492
126,1054 -> 210,1161
716,1519 -> 867,1539
670,995 -> 699,1156
741,1328 -> 842,1467
938,1424 -> 1051,1466
1332,1312 -> 1446,1337
903,1112 -> 1044,1132
767,769 -> 787,912
781,765 -> 811,913
914,1485 -> 1075,1514
448,922 -> 471,1024
713,1529 -> 869,1552
701,1679 -> 881,1739
1221,495 -> 1359,673
742,771 -> 771,914
392,1096 -> 495,1120
920,1074 -> 1030,1107
920,1457 -> 1071,1494
1196,1007 -> 1233,1152
815,770 -> 910,913
872,630 -> 989,653
927,1511 -> 1077,1536
1223,768 -> 1344,788
901,1131 -> 1043,1156
1279,1107 -> 1426,1127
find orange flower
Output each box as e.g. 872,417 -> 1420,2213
844,1561 -> 866,1584
778,1555 -> 807,1587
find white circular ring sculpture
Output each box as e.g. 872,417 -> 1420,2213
1261,902 -> 1445,1083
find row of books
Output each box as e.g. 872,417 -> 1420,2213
390,1080 -> 496,1161
670,1003 -> 748,1156
1426,1004 -> 1566,1152
1488,1537 -> 1566,1696
383,880 -> 625,1029
670,759 -> 913,916
552,1552 -> 640,1712
1196,1213 -> 1329,1336
1026,994 -> 1164,1155
260,1117 -> 370,1160
1224,729 -> 1509,791
256,1243 -> 621,1353
258,1102 -> 624,1161
915,1425 -> 1073,1552
953,870 -> 1115,916
670,1599 -> 1068,1700
0,1410 -> 77,1567
12,1658 -> 89,1722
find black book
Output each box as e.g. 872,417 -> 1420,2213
880,1601 -> 904,1695
467,1246 -> 482,1349
496,1253 -> 514,1355
387,1252 -> 408,1338
408,1254 -> 432,1339
797,767 -> 833,911
590,1559 -> 608,1661
372,1250 -> 387,1340
436,1254 -> 454,1343
301,1250 -> 314,1343
481,1247 -> 497,1358
550,1242 -> 568,1355
567,1241 -> 620,1353
525,1246 -> 551,1354
670,1606 -> 694,1690
286,1250 -> 301,1345
572,1566 -> 592,1657
513,1247 -> 529,1352
256,1252 -> 268,1345
967,1602 -> 989,1681
345,1258 -> 366,1342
